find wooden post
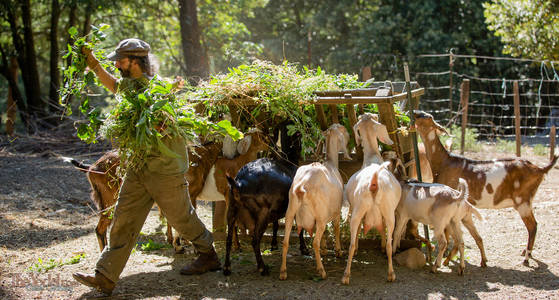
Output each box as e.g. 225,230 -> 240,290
460,79 -> 470,155
330,104 -> 339,123
514,81 -> 521,157
360,66 -> 372,114
448,53 -> 454,114
213,201 -> 227,241
551,126 -> 556,160
315,104 -> 328,130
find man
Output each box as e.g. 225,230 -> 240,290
73,38 -> 221,296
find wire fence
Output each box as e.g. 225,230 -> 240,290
398,53 -> 559,145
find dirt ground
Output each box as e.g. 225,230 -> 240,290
1,133 -> 559,300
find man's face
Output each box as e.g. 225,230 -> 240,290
115,57 -> 132,78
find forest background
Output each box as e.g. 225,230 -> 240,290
0,0 -> 557,134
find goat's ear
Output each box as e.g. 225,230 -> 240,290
236,135 -> 252,155
433,120 -> 450,136
378,123 -> 394,145
353,122 -> 361,147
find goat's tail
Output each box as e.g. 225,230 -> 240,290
465,201 -> 483,221
63,156 -> 91,173
294,183 -> 306,200
369,161 -> 391,195
541,155 -> 559,173
453,178 -> 469,202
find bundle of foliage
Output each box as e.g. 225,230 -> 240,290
60,25 -> 241,171
188,60 -> 368,156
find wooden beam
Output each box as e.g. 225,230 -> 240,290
460,79 -> 470,155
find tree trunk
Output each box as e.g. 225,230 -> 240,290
48,0 -> 62,118
81,0 -> 93,36
66,1 -> 78,67
6,57 -> 19,135
178,0 -> 209,85
21,0 -> 45,120
0,44 -> 30,132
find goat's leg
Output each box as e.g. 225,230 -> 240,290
279,203 -> 299,280
342,208 -> 366,285
252,215 -> 270,276
384,211 -> 396,282
313,221 -> 328,279
448,221 -> 465,275
319,227 -> 328,256
431,228 -> 447,274
96,216 -> 111,252
223,206 -> 238,276
333,214 -> 342,258
459,215 -> 487,267
271,220 -> 279,251
392,215 -> 408,255
518,206 -> 537,265
298,230 -> 309,256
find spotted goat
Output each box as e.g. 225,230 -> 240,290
414,110 -> 558,265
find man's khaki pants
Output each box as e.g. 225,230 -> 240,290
96,168 -> 214,283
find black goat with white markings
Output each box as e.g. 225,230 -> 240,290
223,123 -> 308,276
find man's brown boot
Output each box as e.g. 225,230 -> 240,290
180,248 -> 221,275
72,271 -> 115,295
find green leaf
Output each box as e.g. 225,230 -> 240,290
216,120 -> 243,140
150,100 -> 168,112
68,26 -> 78,38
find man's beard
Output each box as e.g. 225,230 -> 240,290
118,68 -> 131,78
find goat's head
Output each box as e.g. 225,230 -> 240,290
325,123 -> 351,160
240,128 -> 271,155
353,113 -> 393,147
414,110 -> 449,137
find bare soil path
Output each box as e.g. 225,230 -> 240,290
1,135 -> 559,299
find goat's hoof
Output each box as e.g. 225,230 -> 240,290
443,258 -> 451,266
341,275 -> 350,285
300,247 -> 310,256
223,267 -> 232,276
523,259 -> 530,267
457,266 -> 464,276
387,272 -> 396,282
481,260 -> 487,267
259,265 -> 270,276
279,271 -> 287,280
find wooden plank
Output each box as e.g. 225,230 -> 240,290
314,88 -> 378,97
551,126 -> 556,160
514,81 -> 521,157
330,104 -> 339,123
314,88 -> 425,104
315,104 -> 328,130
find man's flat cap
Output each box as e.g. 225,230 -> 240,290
107,38 -> 150,61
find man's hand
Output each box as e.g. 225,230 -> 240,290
81,46 -> 100,70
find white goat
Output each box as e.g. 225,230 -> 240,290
393,178 -> 484,275
353,113 -> 393,166
342,161 -> 400,284
279,123 -> 350,280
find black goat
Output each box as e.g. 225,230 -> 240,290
223,124 -> 308,276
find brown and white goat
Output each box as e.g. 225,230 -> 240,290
414,110 -> 559,265
71,140 -> 223,252
393,178 -> 485,275
280,123 -> 350,280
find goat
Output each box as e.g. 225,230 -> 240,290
70,140 -> 223,252
223,123 -> 309,276
393,178 -> 485,275
342,160 -> 401,284
414,110 -> 559,265
279,123 -> 350,280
